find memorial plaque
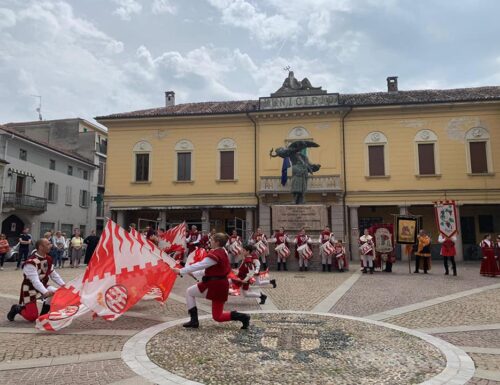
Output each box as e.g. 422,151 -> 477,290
272,204 -> 328,232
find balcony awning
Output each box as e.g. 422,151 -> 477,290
8,168 -> 35,178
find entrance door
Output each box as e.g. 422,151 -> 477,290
16,176 -> 25,194
1,215 -> 25,245
461,216 -> 479,260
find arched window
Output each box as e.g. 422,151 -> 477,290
217,138 -> 237,180
364,132 -> 388,177
133,141 -> 152,182
414,130 -> 439,176
465,127 -> 492,174
175,140 -> 194,181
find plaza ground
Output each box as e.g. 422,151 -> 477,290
0,261 -> 498,384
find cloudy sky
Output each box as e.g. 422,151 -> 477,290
1,0 -> 500,124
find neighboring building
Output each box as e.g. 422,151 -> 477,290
0,125 -> 97,243
4,118 -> 108,234
97,72 -> 500,261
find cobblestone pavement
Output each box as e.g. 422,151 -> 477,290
0,261 -> 499,384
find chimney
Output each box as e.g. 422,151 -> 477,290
387,76 -> 398,92
165,91 -> 175,107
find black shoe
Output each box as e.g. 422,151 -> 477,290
277,263 -> 281,271
259,293 -> 267,305
299,266 -> 303,272
270,279 -> 277,289
453,272 -> 457,276
39,304 -> 51,316
7,304 -> 22,322
262,263 -> 268,270
283,263 -> 288,271
230,311 -> 250,329
369,268 -> 374,274
322,264 -> 326,272
444,271 -> 449,275
327,264 -> 331,272
413,270 -> 419,273
424,271 -> 428,274
183,307 -> 199,328
339,268 -> 344,272
362,268 -> 368,274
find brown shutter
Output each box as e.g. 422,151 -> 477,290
470,141 -> 488,173
135,154 -> 149,181
220,151 -> 234,180
418,143 -> 435,175
368,145 -> 385,176
177,152 -> 191,181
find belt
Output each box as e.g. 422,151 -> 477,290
202,275 -> 227,283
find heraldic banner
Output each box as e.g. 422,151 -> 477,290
434,200 -> 458,238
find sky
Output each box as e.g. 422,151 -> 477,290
1,0 -> 500,125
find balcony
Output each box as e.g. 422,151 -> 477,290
259,175 -> 342,194
3,192 -> 48,212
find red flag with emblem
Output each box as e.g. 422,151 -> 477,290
159,222 -> 186,255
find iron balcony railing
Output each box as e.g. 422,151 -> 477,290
3,192 -> 48,212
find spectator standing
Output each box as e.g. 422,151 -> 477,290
16,228 -> 32,270
84,230 -> 100,264
0,234 -> 10,270
52,231 -> 66,268
69,229 -> 84,268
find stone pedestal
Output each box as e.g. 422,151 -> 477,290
272,204 -> 328,232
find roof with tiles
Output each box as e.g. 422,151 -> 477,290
96,86 -> 500,120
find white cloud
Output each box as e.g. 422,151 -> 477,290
112,0 -> 142,21
151,0 -> 176,15
0,8 -> 16,29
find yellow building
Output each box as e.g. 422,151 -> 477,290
97,73 -> 500,262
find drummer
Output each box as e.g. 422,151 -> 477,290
318,226 -> 335,272
226,229 -> 242,269
271,227 -> 290,271
294,227 -> 313,272
249,227 -> 269,270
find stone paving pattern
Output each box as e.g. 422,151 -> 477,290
0,261 -> 498,384
148,313 -> 446,385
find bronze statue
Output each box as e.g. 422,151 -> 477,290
270,141 -> 321,204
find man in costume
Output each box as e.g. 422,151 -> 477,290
199,230 -> 210,251
173,233 -> 250,329
415,229 -> 431,274
186,225 -> 201,255
294,228 -> 312,271
480,234 -> 500,277
231,245 -> 268,304
318,226 -> 335,272
334,240 -> 347,272
227,229 -> 242,268
272,227 -> 290,271
249,227 -> 269,270
359,229 -> 375,274
8,238 -> 65,322
439,233 -> 457,276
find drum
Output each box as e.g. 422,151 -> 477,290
255,240 -> 267,256
320,241 -> 335,256
228,241 -> 242,256
297,244 -> 313,260
275,243 -> 290,259
359,242 -> 373,255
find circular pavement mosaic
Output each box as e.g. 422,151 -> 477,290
146,313 -> 446,385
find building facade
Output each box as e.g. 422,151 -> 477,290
4,118 -> 108,233
0,125 -> 97,243
98,73 -> 500,262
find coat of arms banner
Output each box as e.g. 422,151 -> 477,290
434,200 -> 458,238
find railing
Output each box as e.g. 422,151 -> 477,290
3,192 -> 48,212
259,175 -> 342,193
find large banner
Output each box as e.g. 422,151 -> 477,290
371,223 -> 395,265
434,200 -> 458,238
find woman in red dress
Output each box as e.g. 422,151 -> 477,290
479,234 -> 500,277
173,233 -> 250,329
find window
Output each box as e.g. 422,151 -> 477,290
49,159 -> 56,170
135,153 -> 150,181
83,170 -> 89,180
217,139 -> 237,180
466,127 -> 492,174
45,182 -> 58,203
368,146 -> 385,176
175,140 -> 194,181
478,215 -> 494,233
177,152 -> 191,181
79,190 -> 89,207
79,225 -> 86,237
98,162 -> 106,186
65,186 -> 72,205
61,223 -> 73,236
133,141 -> 152,182
40,222 -> 55,238
364,132 -> 388,177
414,130 -> 439,176
19,149 -> 27,161
67,165 -> 73,176
220,151 -> 234,180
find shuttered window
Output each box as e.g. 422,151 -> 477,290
220,151 -> 234,180
469,141 -> 488,173
45,182 -> 58,203
135,153 -> 149,181
418,143 -> 435,175
177,152 -> 191,181
368,145 -> 385,176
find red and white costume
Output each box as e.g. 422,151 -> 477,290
319,230 -> 335,265
439,234 -> 457,276
480,239 -> 500,277
333,242 -> 347,271
359,234 -> 375,272
232,256 -> 261,299
295,233 -> 312,269
250,231 -> 268,264
187,230 -> 201,254
16,253 -> 65,322
226,234 -> 242,266
272,231 -> 290,263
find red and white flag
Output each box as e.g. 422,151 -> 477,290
159,222 -> 186,256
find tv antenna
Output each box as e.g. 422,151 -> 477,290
283,65 -> 291,72
31,95 -> 42,121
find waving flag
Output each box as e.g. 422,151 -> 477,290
281,157 -> 291,186
160,222 -> 186,254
